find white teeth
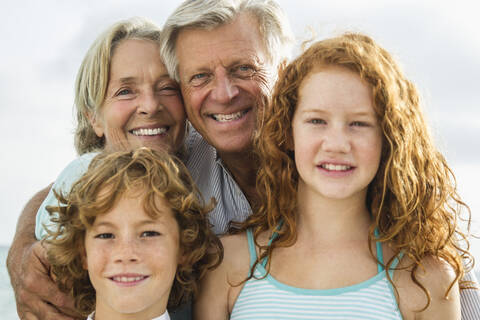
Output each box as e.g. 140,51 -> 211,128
322,163 -> 351,171
112,276 -> 145,283
211,110 -> 246,122
131,127 -> 167,136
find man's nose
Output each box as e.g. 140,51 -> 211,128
210,69 -> 239,104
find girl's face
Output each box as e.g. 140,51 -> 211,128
91,39 -> 186,153
291,66 -> 382,202
83,191 -> 180,319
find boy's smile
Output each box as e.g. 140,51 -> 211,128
83,190 -> 181,319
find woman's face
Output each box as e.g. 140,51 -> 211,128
91,39 -> 186,153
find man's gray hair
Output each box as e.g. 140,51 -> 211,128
161,0 -> 294,82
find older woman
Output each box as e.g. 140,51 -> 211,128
8,17 -> 187,320
35,18 -> 187,240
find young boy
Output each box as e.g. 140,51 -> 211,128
44,148 -> 222,320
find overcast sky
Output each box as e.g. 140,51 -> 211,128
1,0 -> 479,263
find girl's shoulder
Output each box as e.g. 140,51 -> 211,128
194,232 -> 251,320
221,229 -> 272,269
394,254 -> 460,319
220,233 -> 251,277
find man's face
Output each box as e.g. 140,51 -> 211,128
175,13 -> 273,155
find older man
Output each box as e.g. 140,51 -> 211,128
7,0 -> 480,320
160,0 -> 293,235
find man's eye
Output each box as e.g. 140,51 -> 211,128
95,233 -> 114,239
190,73 -> 209,87
233,65 -> 255,77
141,231 -> 160,237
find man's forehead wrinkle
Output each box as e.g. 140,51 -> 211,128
184,48 -> 263,74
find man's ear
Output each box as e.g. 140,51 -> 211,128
87,111 -> 104,138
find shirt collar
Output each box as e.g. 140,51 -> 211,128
87,310 -> 170,320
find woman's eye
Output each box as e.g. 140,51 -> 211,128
157,85 -> 179,96
95,233 -> 114,239
116,88 -> 132,96
141,231 -> 160,237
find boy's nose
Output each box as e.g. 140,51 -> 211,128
113,239 -> 139,263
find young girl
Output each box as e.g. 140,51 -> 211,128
194,33 -> 473,319
45,148 -> 222,320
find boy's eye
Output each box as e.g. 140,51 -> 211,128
141,231 -> 160,237
95,233 -> 114,239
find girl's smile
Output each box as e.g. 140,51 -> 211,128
292,66 -> 382,201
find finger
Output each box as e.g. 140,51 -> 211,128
16,291 -> 78,320
32,241 -> 50,271
29,243 -> 77,311
22,304 -> 76,320
21,311 -> 38,320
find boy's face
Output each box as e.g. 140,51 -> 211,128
83,191 -> 180,318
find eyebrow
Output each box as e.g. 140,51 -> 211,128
111,73 -> 173,84
299,109 -> 376,116
92,218 -> 163,229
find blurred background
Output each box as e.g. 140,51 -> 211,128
1,0 -> 479,317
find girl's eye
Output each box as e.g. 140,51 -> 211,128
95,233 -> 114,239
309,119 -> 326,124
141,231 -> 160,237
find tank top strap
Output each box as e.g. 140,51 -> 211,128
261,220 -> 284,267
374,228 -> 405,274
374,228 -> 384,273
389,252 -> 404,271
246,228 -> 258,269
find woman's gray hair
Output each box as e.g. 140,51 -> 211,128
160,0 -> 294,82
74,17 -> 162,155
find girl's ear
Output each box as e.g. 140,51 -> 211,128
87,111 -> 104,138
285,129 -> 294,151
